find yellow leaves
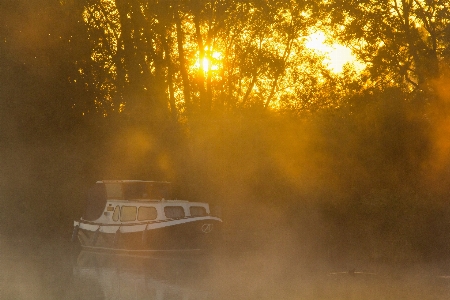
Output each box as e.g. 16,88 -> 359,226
82,9 -> 90,24
119,103 -> 125,113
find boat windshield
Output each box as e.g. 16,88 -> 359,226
105,181 -> 172,200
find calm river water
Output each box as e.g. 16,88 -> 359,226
1,237 -> 450,299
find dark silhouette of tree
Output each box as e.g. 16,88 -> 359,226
73,0 -> 350,118
320,0 -> 450,98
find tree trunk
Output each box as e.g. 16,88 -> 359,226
174,8 -> 191,112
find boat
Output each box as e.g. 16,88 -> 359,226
72,180 -> 222,254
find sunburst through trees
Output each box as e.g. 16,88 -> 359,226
73,0 -> 365,118
73,0 -> 450,118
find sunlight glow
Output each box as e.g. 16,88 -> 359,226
202,58 -> 209,71
195,51 -> 222,72
305,32 -> 365,73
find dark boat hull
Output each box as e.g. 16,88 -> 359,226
77,218 -> 222,253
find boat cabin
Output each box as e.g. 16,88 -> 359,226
82,180 -> 210,223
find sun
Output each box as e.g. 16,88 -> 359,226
201,57 -> 210,72
195,50 -> 222,73
305,31 -> 365,73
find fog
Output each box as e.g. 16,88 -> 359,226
2,1 -> 450,298
1,229 -> 450,299
3,92 -> 450,298
2,102 -> 450,298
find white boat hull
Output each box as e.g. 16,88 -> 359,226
74,216 -> 222,253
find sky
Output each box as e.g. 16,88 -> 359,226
305,31 -> 365,73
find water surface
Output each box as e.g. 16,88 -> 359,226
1,237 -> 450,299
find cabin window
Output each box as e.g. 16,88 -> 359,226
138,206 -> 158,221
164,206 -> 185,219
120,206 -> 137,222
112,206 -> 120,222
190,206 -> 207,217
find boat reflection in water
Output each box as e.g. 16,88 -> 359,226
73,250 -> 211,300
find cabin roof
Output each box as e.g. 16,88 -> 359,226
96,180 -> 170,184
107,198 -> 187,202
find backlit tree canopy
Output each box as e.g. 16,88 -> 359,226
72,0 -> 358,118
321,0 -> 450,95
69,0 -> 450,118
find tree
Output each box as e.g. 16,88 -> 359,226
74,0 -> 351,118
320,0 -> 450,98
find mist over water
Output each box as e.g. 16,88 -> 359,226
3,0 -> 450,298
1,232 -> 450,300
1,11 -> 450,299
2,97 -> 450,298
